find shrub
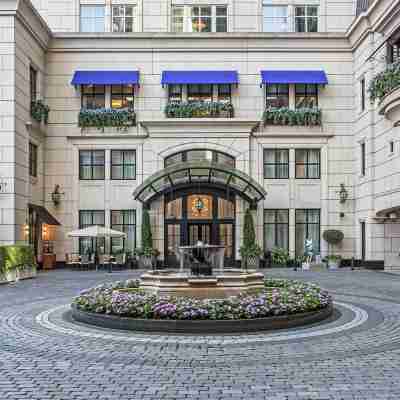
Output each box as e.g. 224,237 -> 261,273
240,209 -> 262,264
271,247 -> 290,265
263,107 -> 322,126
164,101 -> 234,118
78,108 -> 136,131
368,61 -> 400,103
31,100 -> 50,124
0,245 -> 37,273
323,230 -> 344,245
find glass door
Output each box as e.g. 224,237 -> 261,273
188,223 -> 211,245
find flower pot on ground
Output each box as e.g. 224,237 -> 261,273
327,255 -> 341,270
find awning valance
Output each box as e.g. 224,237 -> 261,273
71,71 -> 140,86
260,70 -> 328,85
161,71 -> 239,85
28,204 -> 61,226
133,161 -> 266,204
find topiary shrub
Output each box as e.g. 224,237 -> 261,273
323,230 -> 344,245
240,209 -> 262,269
0,245 -> 37,274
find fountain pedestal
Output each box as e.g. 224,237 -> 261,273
140,269 -> 264,299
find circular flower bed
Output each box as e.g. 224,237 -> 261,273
73,278 -> 331,321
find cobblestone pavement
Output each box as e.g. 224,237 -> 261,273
1,268 -> 400,400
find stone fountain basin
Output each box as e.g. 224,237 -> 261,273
139,269 -> 265,299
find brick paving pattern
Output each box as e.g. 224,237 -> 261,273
1,268 -> 400,399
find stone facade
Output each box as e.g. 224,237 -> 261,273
0,0 -> 399,270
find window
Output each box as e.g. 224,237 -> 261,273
165,150 -> 235,168
80,5 -> 105,33
295,209 -> 320,255
360,78 -> 365,112
29,142 -> 37,177
168,84 -> 182,103
79,210 -> 105,254
266,84 -> 289,108
360,142 -> 366,176
111,85 -> 134,109
81,85 -> 105,109
295,149 -> 320,179
390,140 -> 395,154
171,5 -> 227,32
217,84 -> 231,103
264,209 -> 289,252
264,149 -> 289,179
187,84 -> 213,102
111,150 -> 136,180
295,6 -> 318,33
79,150 -> 105,180
216,6 -> 228,32
30,66 -> 37,102
295,84 -> 318,108
111,210 -> 136,254
112,5 -> 137,32
263,5 -> 288,32
388,39 -> 400,64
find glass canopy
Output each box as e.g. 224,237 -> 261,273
133,161 -> 267,205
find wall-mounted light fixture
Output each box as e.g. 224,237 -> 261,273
51,184 -> 64,206
338,183 -> 348,204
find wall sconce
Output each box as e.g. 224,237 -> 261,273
42,224 -> 49,241
338,183 -> 348,204
23,223 -> 29,239
51,184 -> 64,206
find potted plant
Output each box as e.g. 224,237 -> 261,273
240,209 -> 262,270
135,209 -> 159,269
327,254 -> 341,270
271,247 -> 290,267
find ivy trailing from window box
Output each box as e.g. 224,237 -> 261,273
368,61 -> 400,103
164,101 -> 234,118
78,108 -> 136,131
30,100 -> 50,124
263,107 -> 322,126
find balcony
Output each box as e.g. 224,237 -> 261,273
263,107 -> 322,127
30,100 -> 50,124
78,108 -> 136,132
164,102 -> 234,118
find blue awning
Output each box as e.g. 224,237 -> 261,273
260,70 -> 328,85
161,70 -> 239,85
71,71 -> 140,85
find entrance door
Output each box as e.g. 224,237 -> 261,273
188,223 -> 211,245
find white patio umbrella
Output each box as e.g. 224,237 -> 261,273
67,225 -> 126,238
67,226 -> 126,269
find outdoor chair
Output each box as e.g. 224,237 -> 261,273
66,253 -> 81,270
109,253 -> 126,272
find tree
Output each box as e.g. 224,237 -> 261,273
141,208 -> 153,250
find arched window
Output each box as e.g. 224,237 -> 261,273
165,149 -> 235,168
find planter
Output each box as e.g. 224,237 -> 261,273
0,265 -> 37,283
71,303 -> 333,334
241,256 -> 260,269
138,256 -> 154,269
302,262 -> 310,271
328,261 -> 339,270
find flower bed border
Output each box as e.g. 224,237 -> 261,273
71,303 -> 333,334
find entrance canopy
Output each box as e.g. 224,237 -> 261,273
28,203 -> 60,226
133,161 -> 267,205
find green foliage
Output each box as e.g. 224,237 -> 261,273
368,61 -> 400,103
31,100 -> 50,124
271,247 -> 290,265
263,107 -> 322,126
240,209 -> 262,262
323,229 -> 344,245
141,209 -> 152,249
0,245 -> 37,273
78,108 -> 136,131
327,254 -> 341,262
164,101 -> 234,118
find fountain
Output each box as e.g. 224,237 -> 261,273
140,242 -> 264,299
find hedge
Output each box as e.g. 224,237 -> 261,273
0,245 -> 37,274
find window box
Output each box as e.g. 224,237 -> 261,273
30,100 -> 50,124
369,61 -> 400,104
78,108 -> 136,131
165,102 -> 234,118
263,107 -> 322,126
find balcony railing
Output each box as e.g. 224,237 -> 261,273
369,61 -> 400,104
263,107 -> 322,126
78,108 -> 136,131
164,101 -> 234,118
30,100 -> 50,124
